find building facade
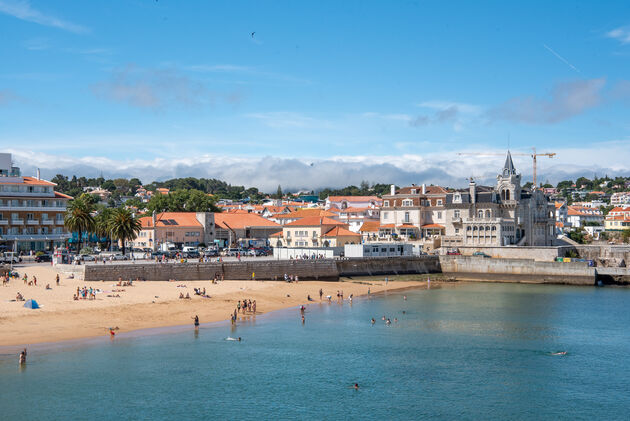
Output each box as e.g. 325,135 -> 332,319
0,153 -> 71,252
442,152 -> 555,247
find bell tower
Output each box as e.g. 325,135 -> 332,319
496,151 -> 521,202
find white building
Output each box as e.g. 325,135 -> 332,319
610,192 -> 630,206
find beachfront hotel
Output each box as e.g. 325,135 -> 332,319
0,153 -> 71,252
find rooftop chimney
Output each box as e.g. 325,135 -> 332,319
421,183 -> 426,194
469,179 -> 476,204
36,168 -> 40,180
390,184 -> 395,195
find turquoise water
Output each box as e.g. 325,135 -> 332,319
1,283 -> 629,420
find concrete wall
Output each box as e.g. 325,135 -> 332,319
438,255 -> 595,285
454,246 -> 574,261
83,260 -> 339,282
337,256 -> 440,277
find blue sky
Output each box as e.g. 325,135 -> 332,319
1,0 -> 630,191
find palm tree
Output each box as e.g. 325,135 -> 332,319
94,207 -> 114,251
64,195 -> 95,251
107,208 -> 141,256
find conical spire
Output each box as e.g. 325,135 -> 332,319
503,151 -> 516,176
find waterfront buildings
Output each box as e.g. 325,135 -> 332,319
373,152 -> 555,250
271,216 -> 360,248
324,195 -> 381,233
0,153 -> 71,252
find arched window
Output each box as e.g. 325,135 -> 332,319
501,190 -> 505,200
485,210 -> 491,218
478,210 -> 484,218
491,226 -> 497,231
505,190 -> 510,200
467,226 -> 471,231
473,226 -> 477,231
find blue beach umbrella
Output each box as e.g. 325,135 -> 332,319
23,299 -> 40,309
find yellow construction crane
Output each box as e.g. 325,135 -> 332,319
457,147 -> 556,187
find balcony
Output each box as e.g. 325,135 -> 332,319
452,217 -> 462,224
41,219 -> 54,225
463,217 -> 502,224
26,219 -> 40,225
56,220 -> 65,225
11,218 -> 24,225
0,219 -> 7,225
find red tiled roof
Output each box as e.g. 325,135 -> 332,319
379,224 -> 395,229
55,191 -> 73,199
359,221 -> 380,232
215,213 -> 281,229
139,212 -> 202,228
322,226 -> 361,237
275,209 -> 336,219
397,224 -> 418,228
285,216 -> 346,227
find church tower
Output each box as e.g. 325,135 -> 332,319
496,151 -> 521,202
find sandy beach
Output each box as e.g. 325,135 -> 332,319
0,264 -> 426,347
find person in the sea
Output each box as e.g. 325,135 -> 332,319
301,314 -> 305,324
193,315 -> 200,329
19,350 -> 26,365
353,383 -> 359,390
371,318 -> 375,325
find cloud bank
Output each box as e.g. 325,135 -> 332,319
7,141 -> 630,193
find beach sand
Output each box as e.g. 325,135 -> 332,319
0,264 -> 425,347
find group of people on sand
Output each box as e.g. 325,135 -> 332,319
75,286 -> 98,300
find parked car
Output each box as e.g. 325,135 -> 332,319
446,250 -> 461,255
183,251 -> 200,259
0,252 -> 22,264
112,254 -> 129,261
203,249 -> 219,257
81,255 -> 97,261
34,254 -> 52,263
472,251 -> 491,258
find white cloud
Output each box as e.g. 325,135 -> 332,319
0,0 -> 88,33
607,26 -> 630,44
7,140 -> 630,193
416,101 -> 482,115
487,78 -> 605,124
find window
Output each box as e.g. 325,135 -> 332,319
384,200 -> 389,207
478,210 -> 484,218
437,199 -> 443,206
26,213 -> 34,221
313,231 -> 317,238
404,212 -> 410,223
454,210 -> 460,218
286,231 -> 291,238
402,199 -> 413,207
382,212 -> 389,219
437,211 -> 442,219
411,189 -> 416,194
455,228 -> 459,234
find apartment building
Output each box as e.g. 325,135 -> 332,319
0,153 -> 71,252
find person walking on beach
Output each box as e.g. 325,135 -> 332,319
252,300 -> 256,314
319,288 -> 323,300
56,274 -> 60,286
193,315 -> 200,329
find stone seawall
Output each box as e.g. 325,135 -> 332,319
337,256 -> 441,277
83,260 -> 340,282
438,255 -> 595,285
74,255 -> 630,286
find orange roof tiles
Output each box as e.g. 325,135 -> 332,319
55,191 -> 73,199
285,216 -> 346,227
322,226 -> 361,237
359,221 -> 380,232
139,212 -> 203,228
338,206 -> 372,213
275,209 -> 336,219
421,223 -> 445,229
0,176 -> 55,186
379,224 -> 395,229
215,212 -> 281,229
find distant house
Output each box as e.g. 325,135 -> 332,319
566,206 -> 604,228
605,206 -> 630,231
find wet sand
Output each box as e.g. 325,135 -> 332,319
0,264 -> 425,347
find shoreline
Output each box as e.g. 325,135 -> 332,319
0,264 -> 427,350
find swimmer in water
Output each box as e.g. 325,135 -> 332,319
394,318 -> 398,323
403,295 -> 407,300
301,315 -> 305,324
19,350 -> 26,365
551,351 -> 567,356
381,316 -> 386,321
110,329 -> 116,337
371,318 -> 375,324
353,383 -> 359,390
386,318 -> 391,325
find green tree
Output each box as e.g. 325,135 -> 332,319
94,207 -> 114,250
64,194 -> 96,251
622,229 -> 630,244
107,208 -> 141,256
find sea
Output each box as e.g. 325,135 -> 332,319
1,282 -> 629,420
